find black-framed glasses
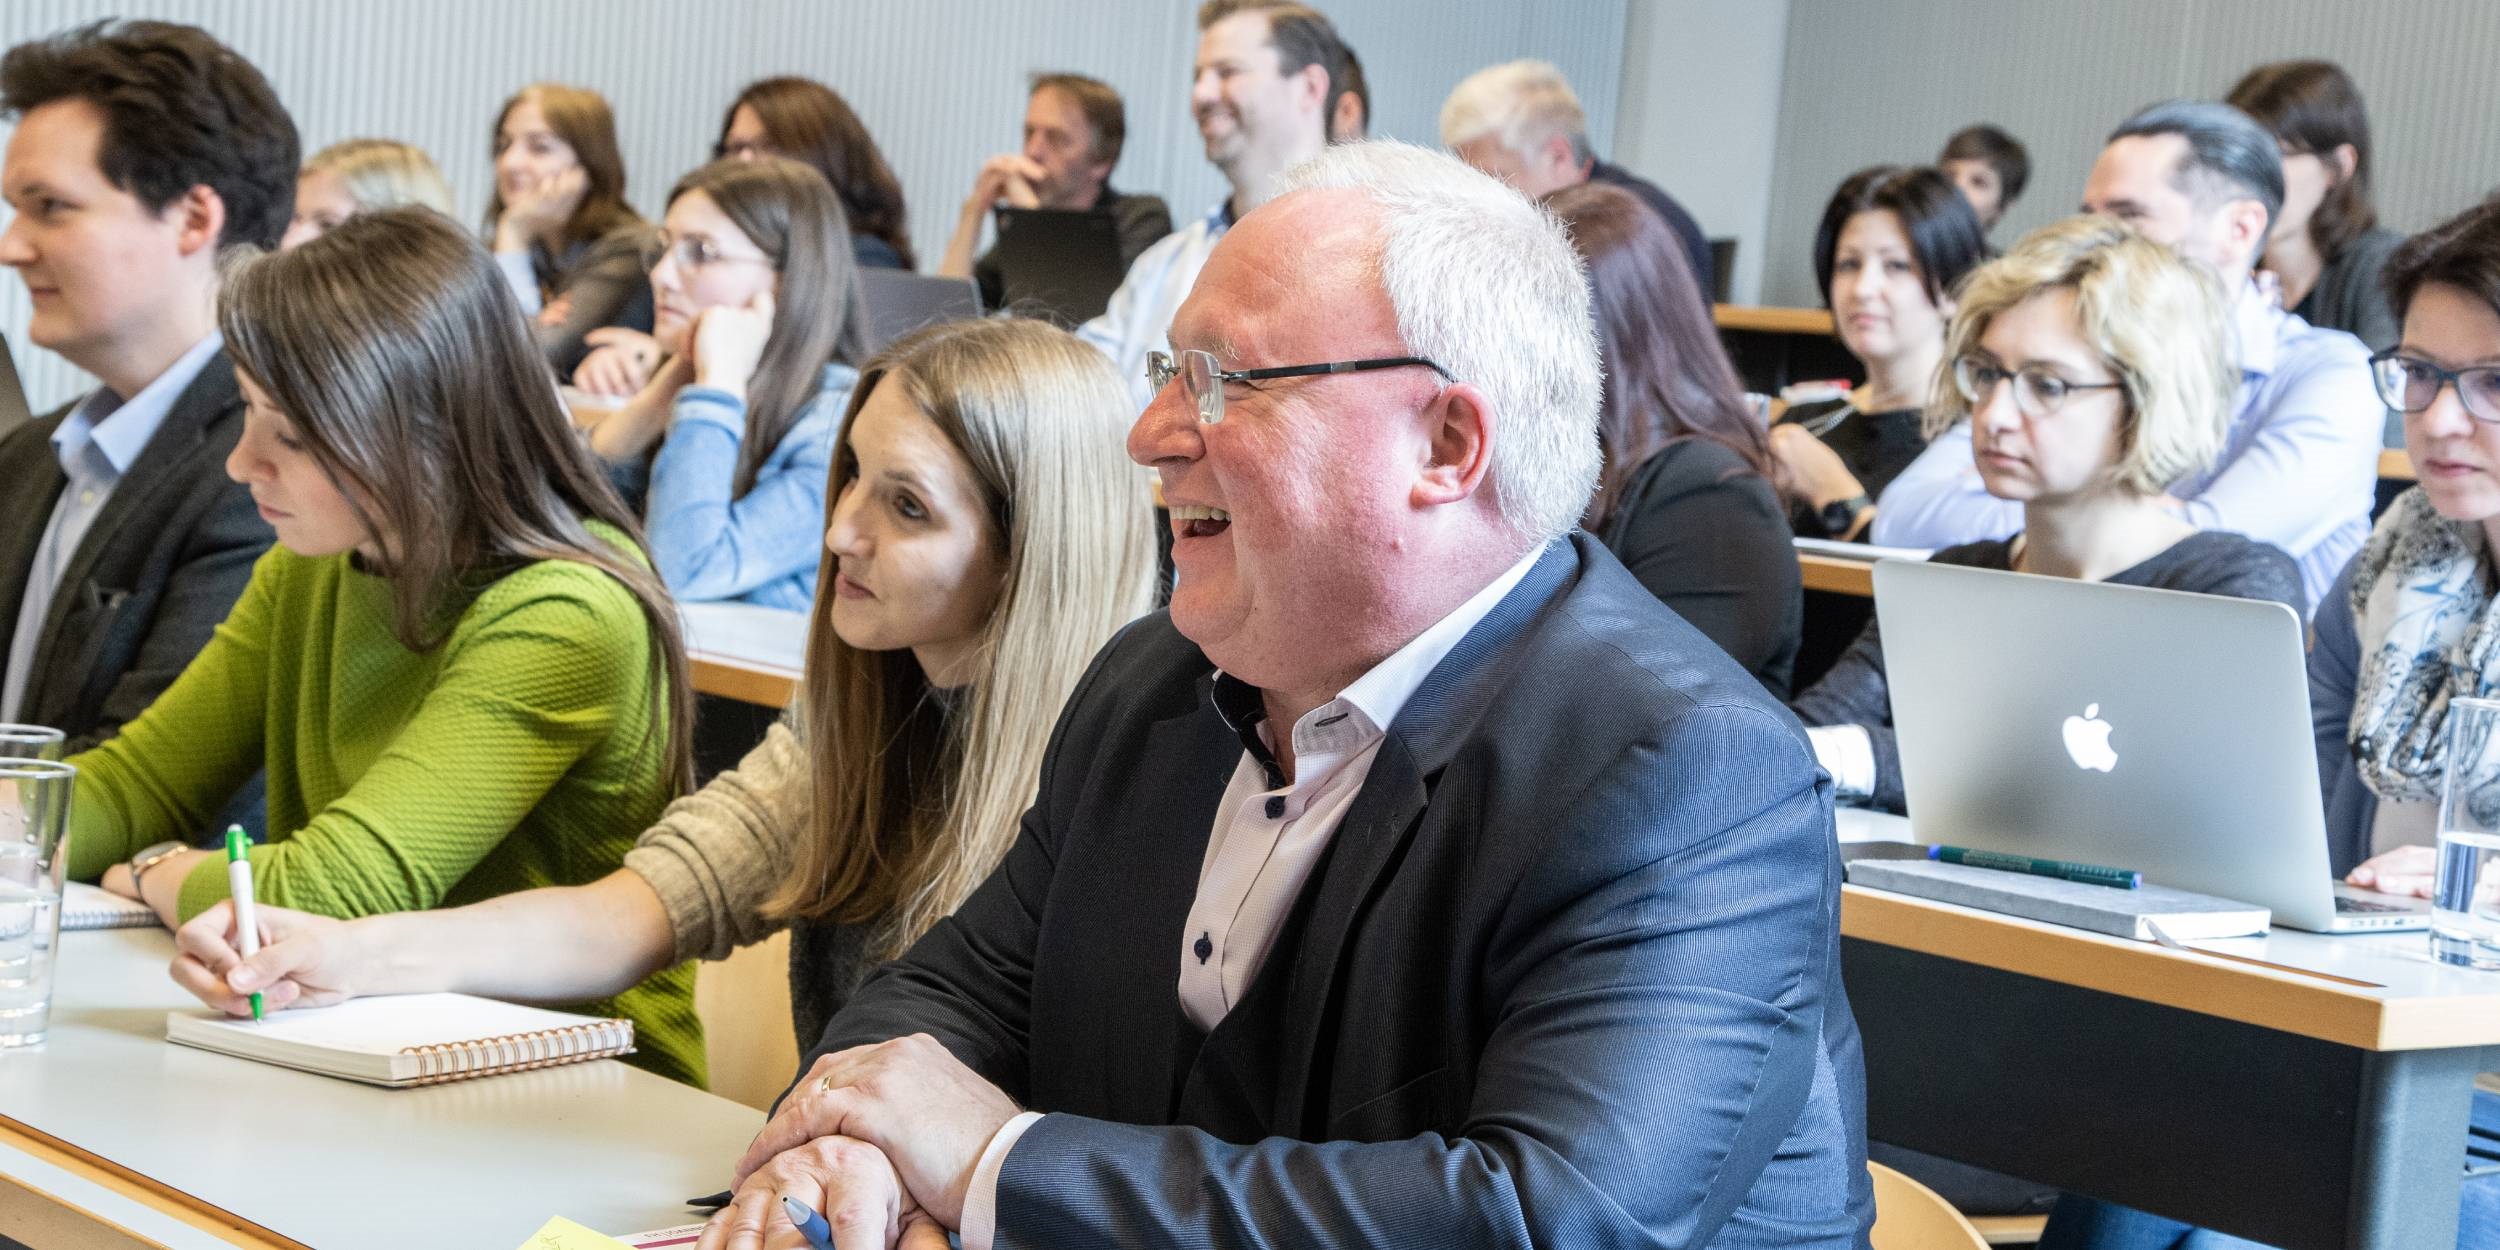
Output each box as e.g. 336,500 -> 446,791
640,231 -> 775,275
1951,354 -> 2124,419
2371,351 -> 2500,425
1146,348 -> 1455,425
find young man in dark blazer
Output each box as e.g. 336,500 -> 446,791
0,22 -> 291,802
711,142 -> 1872,1250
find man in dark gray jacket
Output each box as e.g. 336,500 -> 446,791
0,20 -> 290,807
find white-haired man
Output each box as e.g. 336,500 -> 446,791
700,141 -> 1871,1250
1077,0 -> 1342,407
1442,58 -> 1714,299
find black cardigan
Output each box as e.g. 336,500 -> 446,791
1596,438 -> 1802,698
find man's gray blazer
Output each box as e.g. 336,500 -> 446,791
807,532 -> 1876,1248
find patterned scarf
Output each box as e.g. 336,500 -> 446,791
2348,488 -> 2500,801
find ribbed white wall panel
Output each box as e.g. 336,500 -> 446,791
1762,0 -> 2500,307
0,0 -> 1626,411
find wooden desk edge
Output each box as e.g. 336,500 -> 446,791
690,653 -> 799,709
1713,304 -> 1836,336
2381,448 -> 2414,481
0,1112 -> 302,1250
1841,884 -> 2500,1052
1798,552 -> 1875,597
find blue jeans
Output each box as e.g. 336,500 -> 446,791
2037,1091 -> 2500,1249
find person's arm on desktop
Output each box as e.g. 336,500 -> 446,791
170,869 -> 676,1015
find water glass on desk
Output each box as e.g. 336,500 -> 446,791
2435,697 -> 2500,968
0,725 -> 63,761
0,759 -> 72,1045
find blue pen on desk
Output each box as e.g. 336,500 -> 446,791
782,1195 -> 833,1249
1929,844 -> 2141,890
223,825 -> 262,1021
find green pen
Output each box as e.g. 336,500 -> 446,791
1929,844 -> 2142,890
222,826 -> 263,1020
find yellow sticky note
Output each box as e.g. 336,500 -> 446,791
517,1215 -> 635,1250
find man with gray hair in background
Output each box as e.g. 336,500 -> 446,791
1874,99 -> 2379,612
1442,57 -> 1715,300
696,141 -> 1872,1250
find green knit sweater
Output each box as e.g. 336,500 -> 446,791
63,531 -> 705,1086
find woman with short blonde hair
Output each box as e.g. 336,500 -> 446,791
167,316 -> 1160,1077
282,139 -> 455,248
1926,214 -> 2236,497
1794,215 -> 2305,813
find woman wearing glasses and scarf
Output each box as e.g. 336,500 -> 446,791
2045,184 -> 2500,1250
586,157 -> 870,608
1790,216 -> 2303,814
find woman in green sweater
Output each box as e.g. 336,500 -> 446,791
70,207 -> 705,1084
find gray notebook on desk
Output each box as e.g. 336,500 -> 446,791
1848,858 -> 2271,940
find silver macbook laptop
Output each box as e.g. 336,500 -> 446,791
1875,559 -> 2428,933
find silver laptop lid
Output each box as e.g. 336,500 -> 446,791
1874,558 -> 2338,930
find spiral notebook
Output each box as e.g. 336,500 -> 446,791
164,993 -> 635,1088
63,882 -> 160,930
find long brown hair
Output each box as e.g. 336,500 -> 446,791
486,82 -> 641,250
764,319 -> 1158,956
718,78 -> 913,268
666,158 -> 870,494
1548,181 -> 1778,527
219,208 -> 695,793
2228,59 -> 2379,260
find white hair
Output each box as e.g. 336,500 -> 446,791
1437,59 -> 1590,163
1277,141 -> 1602,543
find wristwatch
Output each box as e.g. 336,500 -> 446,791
1818,493 -> 1873,537
126,840 -> 190,897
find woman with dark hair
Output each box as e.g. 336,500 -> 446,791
586,157 -> 871,609
719,76 -> 913,271
2228,59 -> 2405,350
166,319 -> 1159,1114
64,208 -> 704,1084
1773,165 -> 1989,540
485,82 -> 656,375
1549,181 -> 1801,696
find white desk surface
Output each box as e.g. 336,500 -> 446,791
1837,808 -> 2500,1050
0,925 -> 761,1248
680,603 -> 806,709
680,602 -> 808,672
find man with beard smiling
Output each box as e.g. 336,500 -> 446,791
1077,0 -> 1341,407
702,142 -> 1871,1250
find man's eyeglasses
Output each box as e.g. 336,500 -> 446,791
2371,351 -> 2500,425
640,232 -> 775,275
1951,354 -> 2124,419
1145,348 -> 1454,424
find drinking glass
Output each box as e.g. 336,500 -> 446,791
0,758 -> 73,1045
0,725 -> 63,761
2434,697 -> 2500,968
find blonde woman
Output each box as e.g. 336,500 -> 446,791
167,317 -> 1160,1067
281,139 -> 456,248
1791,215 -> 2306,812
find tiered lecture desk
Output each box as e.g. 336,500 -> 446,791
0,925 -> 760,1249
683,602 -> 805,710
1714,304 -> 1861,396
1840,810 -> 2500,1250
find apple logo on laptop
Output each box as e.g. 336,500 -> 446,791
2062,704 -> 2118,772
